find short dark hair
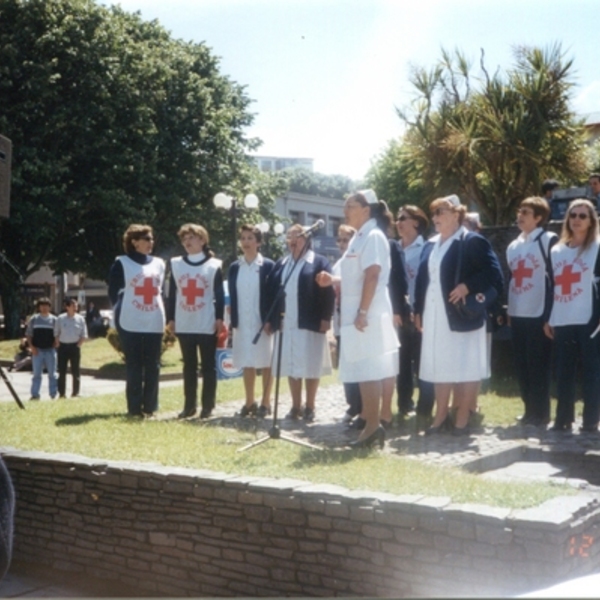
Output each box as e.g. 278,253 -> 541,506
519,196 -> 551,225
35,297 -> 51,308
239,223 -> 262,244
541,179 -> 559,194
63,297 -> 76,307
122,224 -> 153,254
590,173 -> 600,182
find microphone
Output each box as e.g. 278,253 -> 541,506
299,219 -> 325,237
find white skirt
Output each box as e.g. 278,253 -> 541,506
276,328 -> 332,379
232,326 -> 273,369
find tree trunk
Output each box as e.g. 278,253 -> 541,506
0,275 -> 24,339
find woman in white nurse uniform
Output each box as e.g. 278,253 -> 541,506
317,189 -> 399,448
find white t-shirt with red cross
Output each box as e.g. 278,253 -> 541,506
506,228 -> 556,318
118,255 -> 166,333
549,240 -> 600,327
170,256 -> 222,334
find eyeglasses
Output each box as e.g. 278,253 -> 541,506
336,237 -> 351,244
568,212 -> 589,220
431,208 -> 451,217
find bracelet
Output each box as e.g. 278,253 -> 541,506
357,309 -> 367,316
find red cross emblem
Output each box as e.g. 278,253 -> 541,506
555,264 -> 581,295
134,277 -> 158,305
512,259 -> 534,288
181,279 -> 205,305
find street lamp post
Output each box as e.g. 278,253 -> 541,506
256,221 -> 284,258
213,192 -> 259,261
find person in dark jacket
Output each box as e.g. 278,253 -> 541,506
228,224 -> 275,418
414,195 -> 503,436
270,224 -> 335,422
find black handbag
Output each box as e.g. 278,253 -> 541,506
452,233 -> 498,322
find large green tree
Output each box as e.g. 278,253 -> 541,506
0,0 -> 275,337
279,168 -> 358,200
372,45 -> 588,224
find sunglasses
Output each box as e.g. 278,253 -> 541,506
137,236 -> 154,241
431,208 -> 451,217
568,212 -> 589,220
396,215 -> 413,222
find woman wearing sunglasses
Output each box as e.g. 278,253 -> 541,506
414,195 -> 503,436
544,199 -> 600,433
108,224 -> 166,418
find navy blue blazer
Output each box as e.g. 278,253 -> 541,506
414,231 -> 504,332
227,257 -> 275,328
269,252 -> 335,333
388,239 -> 410,318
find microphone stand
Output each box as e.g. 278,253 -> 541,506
238,231 -> 321,452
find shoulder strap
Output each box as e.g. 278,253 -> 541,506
535,230 -> 552,275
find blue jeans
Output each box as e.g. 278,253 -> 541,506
554,323 -> 600,429
31,348 -> 57,398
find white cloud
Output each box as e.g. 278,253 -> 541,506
572,81 -> 600,116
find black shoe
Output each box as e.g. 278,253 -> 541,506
550,422 -> 572,432
239,402 -> 257,417
380,419 -> 393,430
580,425 -> 599,434
424,424 -> 444,436
303,407 -> 315,422
199,408 -> 212,420
286,407 -> 301,420
29,396 -> 40,401
257,405 -> 272,418
350,426 -> 385,449
178,408 -> 197,419
348,417 -> 366,431
452,425 -> 470,437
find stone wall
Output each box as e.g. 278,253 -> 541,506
3,448 -> 600,598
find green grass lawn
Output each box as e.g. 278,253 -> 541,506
0,336 -> 574,509
0,377 -> 572,509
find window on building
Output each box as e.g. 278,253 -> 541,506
289,210 -> 304,225
328,217 -> 342,237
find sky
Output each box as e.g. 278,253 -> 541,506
105,0 -> 599,180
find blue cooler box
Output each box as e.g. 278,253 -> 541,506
216,348 -> 243,380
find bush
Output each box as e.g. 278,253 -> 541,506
106,328 -> 177,362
